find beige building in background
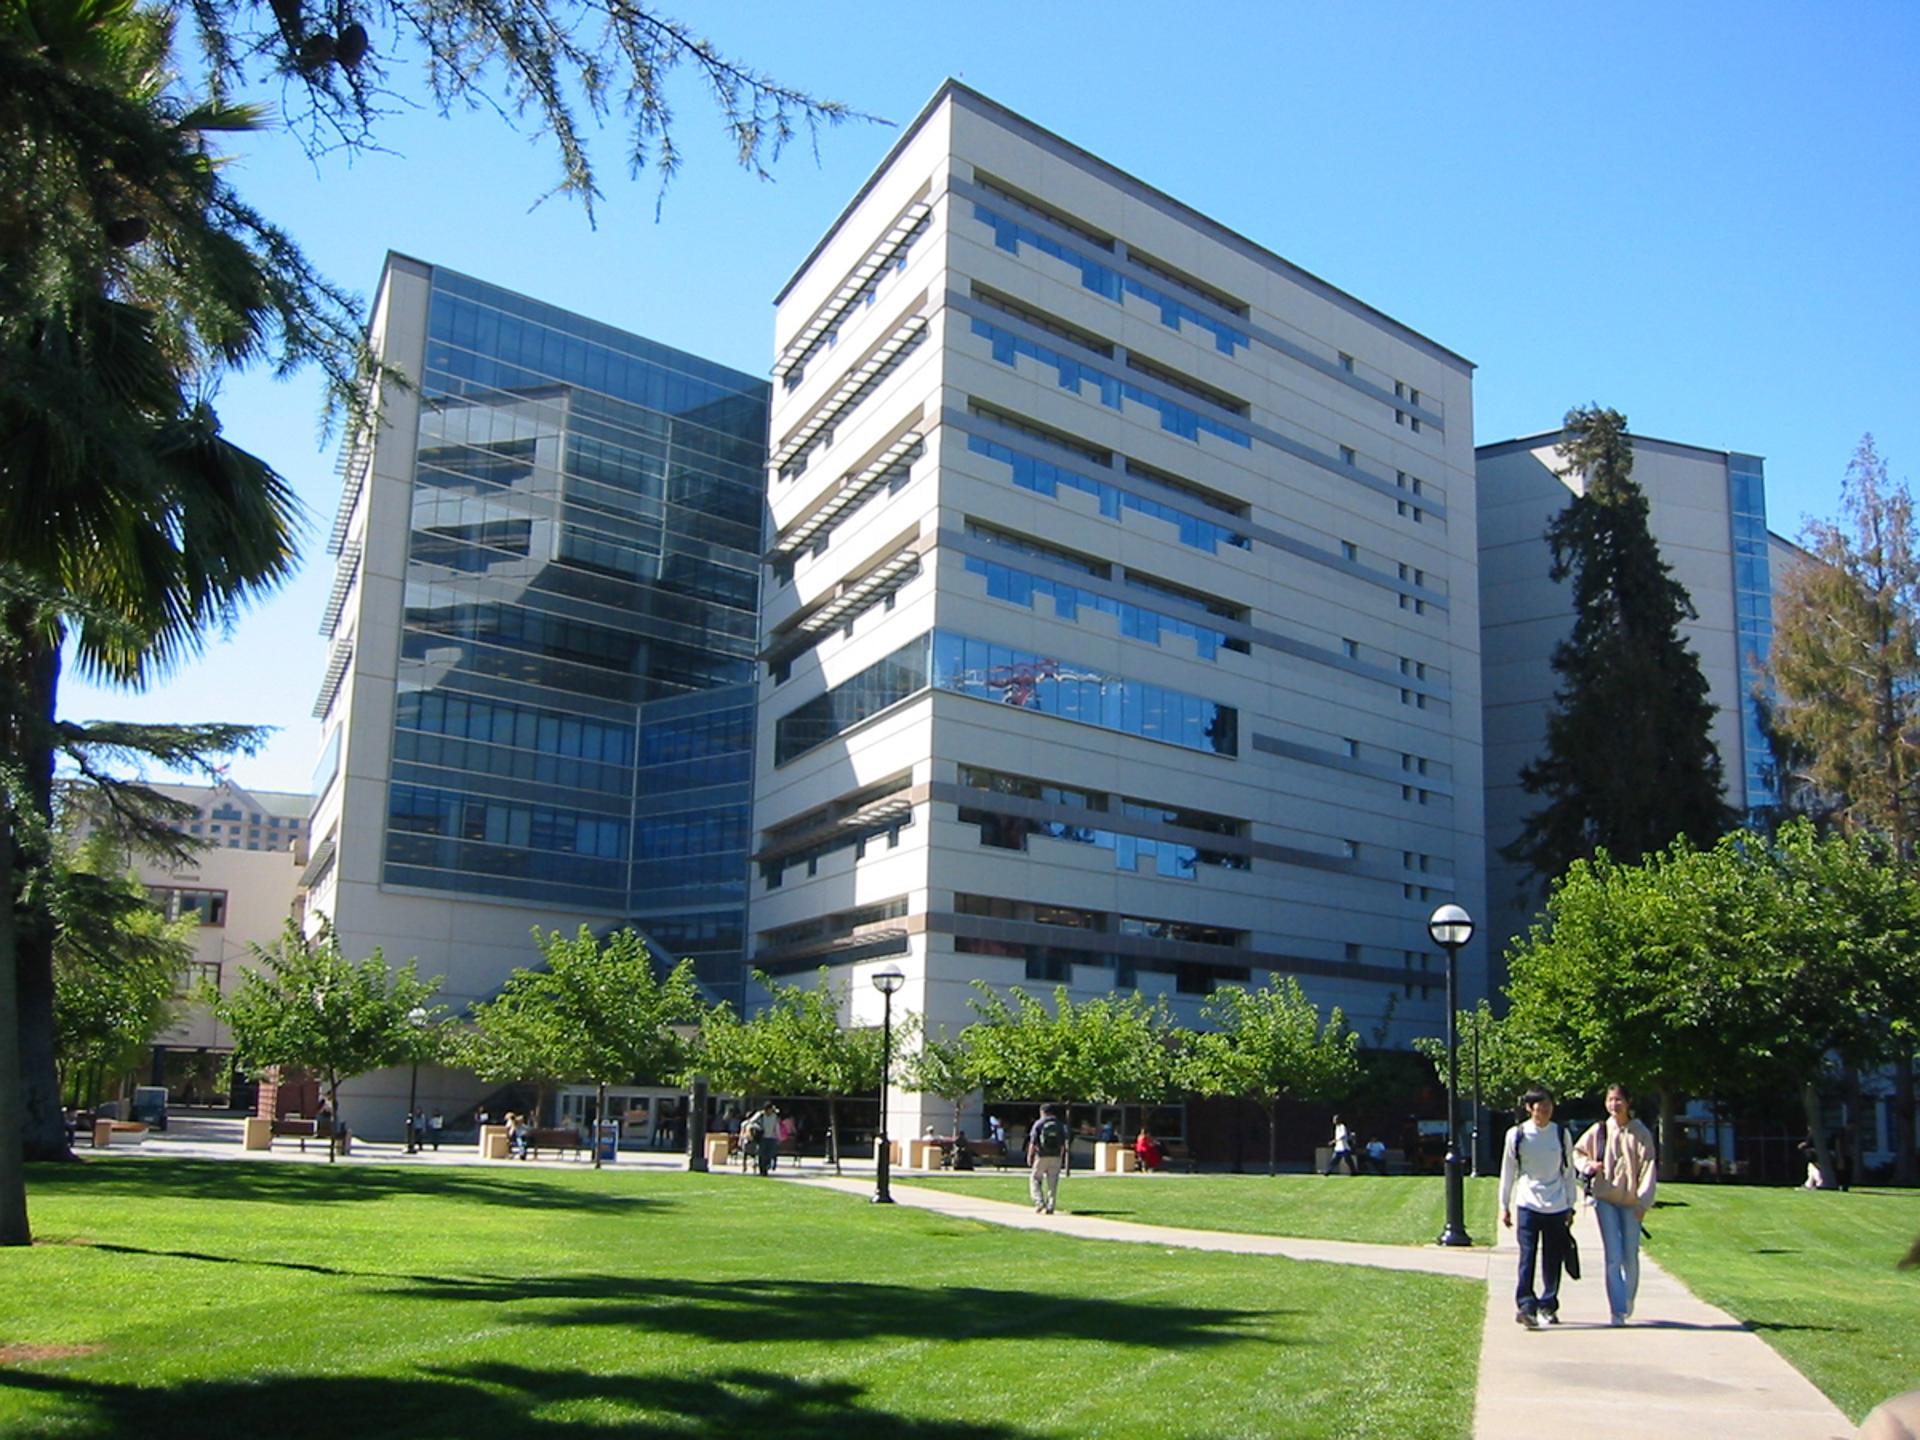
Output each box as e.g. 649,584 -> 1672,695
1477,432 -> 1776,980
70,779 -> 308,1097
756,82 -> 1487,1133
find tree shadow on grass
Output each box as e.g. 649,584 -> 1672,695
27,1159 -> 669,1216
0,1363 -> 1040,1440
395,1272 -> 1290,1349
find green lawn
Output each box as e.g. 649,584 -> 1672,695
907,1172 -> 1502,1246
0,1158 -> 1481,1439
1641,1183 -> 1920,1423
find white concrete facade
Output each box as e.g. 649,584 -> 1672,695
755,84 -> 1487,1131
1477,432 -> 1775,975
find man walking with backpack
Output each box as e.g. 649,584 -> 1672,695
1028,1105 -> 1069,1214
1498,1085 -> 1579,1329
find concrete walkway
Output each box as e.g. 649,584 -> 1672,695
787,1176 -> 1856,1440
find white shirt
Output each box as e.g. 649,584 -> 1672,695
1498,1119 -> 1577,1214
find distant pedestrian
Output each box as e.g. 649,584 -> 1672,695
988,1115 -> 1006,1147
1499,1086 -> 1578,1329
1028,1105 -> 1068,1214
743,1105 -> 779,1175
1574,1083 -> 1656,1327
1364,1136 -> 1389,1175
429,1110 -> 444,1151
1322,1116 -> 1359,1175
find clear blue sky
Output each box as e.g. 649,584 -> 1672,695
59,0 -> 1920,795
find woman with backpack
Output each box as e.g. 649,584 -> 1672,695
1574,1083 -> 1657,1327
1498,1085 -> 1579,1329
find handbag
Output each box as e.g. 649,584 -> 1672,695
1561,1211 -> 1582,1280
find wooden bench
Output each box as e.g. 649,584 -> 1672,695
937,1137 -> 1011,1170
518,1126 -> 586,1159
271,1118 -> 338,1152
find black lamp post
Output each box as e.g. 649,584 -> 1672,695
871,963 -> 906,1205
671,1023 -> 708,1173
404,1005 -> 428,1154
1428,903 -> 1474,1247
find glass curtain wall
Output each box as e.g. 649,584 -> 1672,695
383,267 -> 768,1000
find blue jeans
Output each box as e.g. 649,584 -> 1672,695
1594,1200 -> 1642,1319
1514,1207 -> 1569,1317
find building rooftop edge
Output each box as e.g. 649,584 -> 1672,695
774,80 -> 1475,374
389,253 -> 769,394
1477,429 -> 1766,465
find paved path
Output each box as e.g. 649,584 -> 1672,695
786,1176 -> 1857,1440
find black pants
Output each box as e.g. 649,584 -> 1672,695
1514,1207 -> 1569,1317
1322,1149 -> 1358,1176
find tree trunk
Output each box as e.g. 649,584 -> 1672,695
1655,1087 -> 1680,1182
0,808 -> 33,1245
1267,1096 -> 1279,1177
1801,1081 -> 1832,1188
826,1093 -> 840,1175
11,627 -> 70,1164
1893,1049 -> 1916,1186
592,1081 -> 606,1169
326,1074 -> 341,1163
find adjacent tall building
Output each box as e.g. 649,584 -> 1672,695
753,83 -> 1486,1129
308,256 -> 768,1122
1477,431 -> 1777,969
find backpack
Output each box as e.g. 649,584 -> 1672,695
1511,1120 -> 1569,1173
744,1114 -> 764,1142
1033,1117 -> 1066,1157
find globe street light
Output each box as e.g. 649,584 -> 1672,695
1427,904 -> 1474,1247
404,1005 -> 429,1154
870,964 -> 906,1205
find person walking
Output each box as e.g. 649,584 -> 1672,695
1322,1115 -> 1359,1175
1028,1105 -> 1068,1214
1574,1083 -> 1657,1327
1499,1085 -> 1578,1329
428,1109 -> 444,1151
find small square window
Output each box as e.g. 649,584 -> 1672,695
1341,541 -> 1358,562
1342,638 -> 1359,660
1338,352 -> 1355,373
1340,445 -> 1356,467
1343,737 -> 1360,758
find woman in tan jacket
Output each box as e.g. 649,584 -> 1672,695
1574,1083 -> 1658,1326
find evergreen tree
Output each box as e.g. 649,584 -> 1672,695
1768,434 -> 1920,1182
1505,406 -> 1733,885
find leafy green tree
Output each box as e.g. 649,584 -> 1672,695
51,837 -> 195,1108
1768,436 -> 1920,1181
962,982 -> 1178,1132
903,1028 -> 979,1136
462,927 -> 700,1167
1177,976 -> 1360,1175
1413,999 -> 1541,1130
215,919 -> 444,1161
753,971 -> 891,1173
1,568 -> 265,1241
1502,821 -> 1919,1178
1505,406 -> 1733,888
